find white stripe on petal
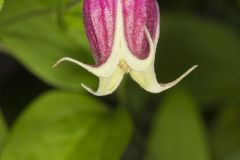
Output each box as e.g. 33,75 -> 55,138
123,27 -> 155,71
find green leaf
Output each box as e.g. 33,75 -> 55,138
156,13 -> 240,104
0,0 -> 3,11
0,91 -> 133,160
0,110 -> 7,151
146,88 -> 210,160
62,0 -> 89,48
0,0 -> 97,91
211,106 -> 240,160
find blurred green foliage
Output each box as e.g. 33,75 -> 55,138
0,0 -> 3,11
146,89 -> 210,160
157,13 -> 240,104
0,91 -> 132,160
0,0 -> 96,91
0,0 -> 239,160
211,106 -> 240,160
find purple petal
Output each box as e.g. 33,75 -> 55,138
83,0 -> 117,65
122,0 -> 160,59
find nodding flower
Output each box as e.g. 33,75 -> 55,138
54,0 -> 197,96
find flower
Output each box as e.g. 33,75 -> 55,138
53,0 -> 197,96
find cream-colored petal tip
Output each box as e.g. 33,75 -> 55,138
52,57 -> 66,68
52,57 -> 94,71
81,66 -> 125,96
52,57 -> 115,77
81,83 -> 113,96
151,65 -> 198,93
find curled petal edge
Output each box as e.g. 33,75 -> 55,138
130,64 -> 198,93
81,67 -> 125,96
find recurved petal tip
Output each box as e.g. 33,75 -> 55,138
52,57 -> 119,78
157,65 -> 198,91
52,58 -> 65,68
81,83 -> 108,96
130,65 -> 198,93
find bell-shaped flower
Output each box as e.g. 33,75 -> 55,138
54,0 -> 197,96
